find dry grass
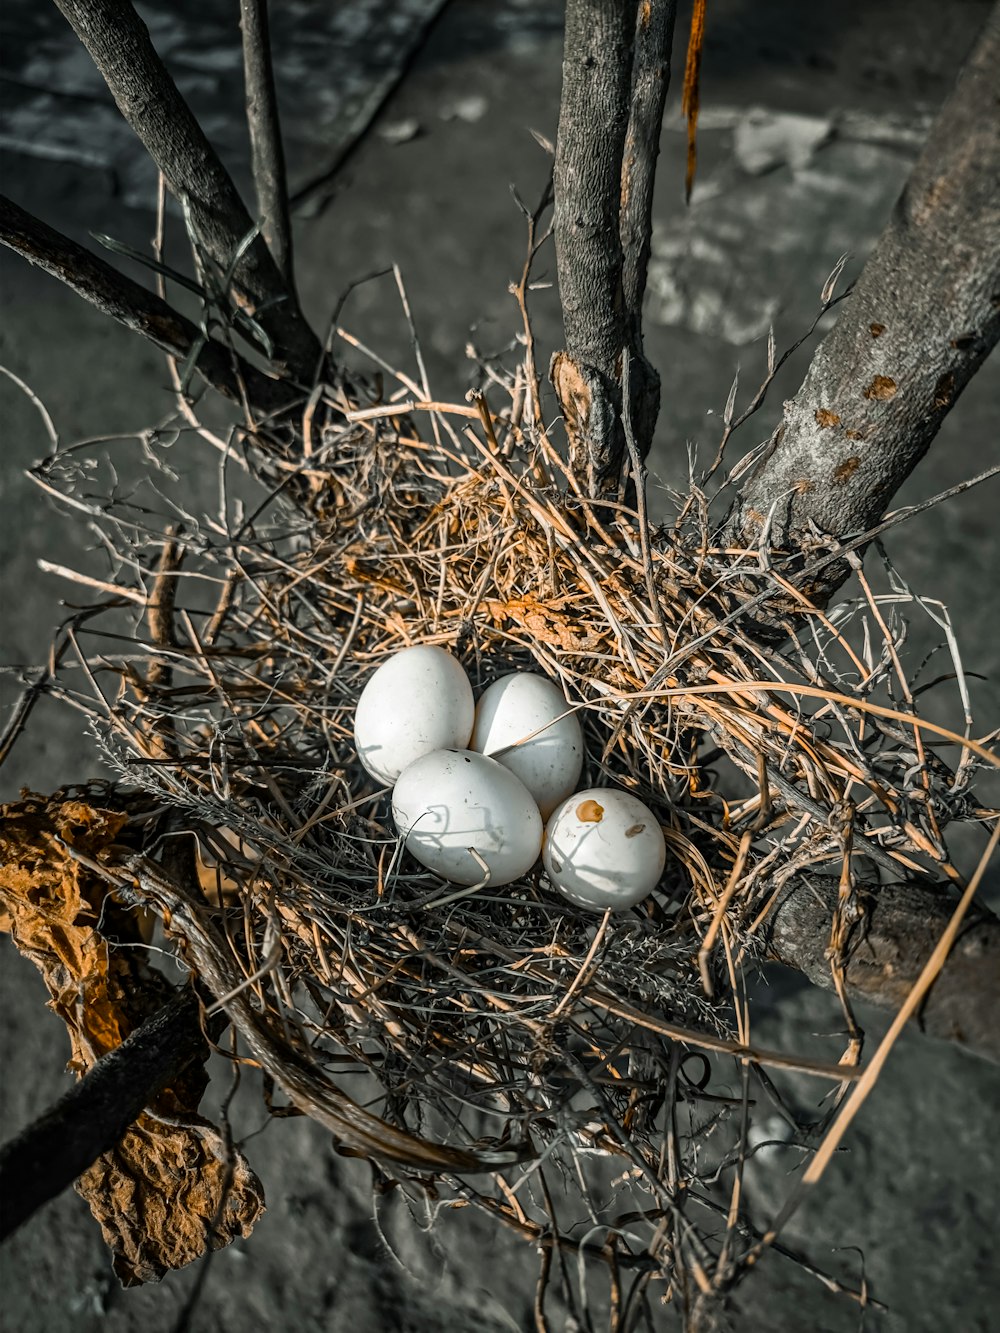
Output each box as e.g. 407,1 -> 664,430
4,258 -> 998,1327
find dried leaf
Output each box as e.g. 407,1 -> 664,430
0,791 -> 264,1282
79,1116 -> 264,1286
484,592 -> 605,653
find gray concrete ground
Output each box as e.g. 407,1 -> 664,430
2,2 -> 999,1330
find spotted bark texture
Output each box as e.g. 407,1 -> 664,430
729,9 -> 1000,591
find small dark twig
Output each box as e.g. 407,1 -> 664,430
0,988 -> 206,1241
0,194 -> 298,417
240,0 -> 293,287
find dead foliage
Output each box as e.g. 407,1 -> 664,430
0,792 -> 264,1283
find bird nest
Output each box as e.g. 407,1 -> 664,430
6,311 -> 996,1323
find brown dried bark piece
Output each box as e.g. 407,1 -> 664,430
0,790 -> 264,1283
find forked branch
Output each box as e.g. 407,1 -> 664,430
0,193 -> 299,416
53,0 -> 321,381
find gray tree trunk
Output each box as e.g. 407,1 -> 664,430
552,0 -> 635,494
726,7 -> 1000,603
551,1 -> 679,492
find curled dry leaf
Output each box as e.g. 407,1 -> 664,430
78,1116 -> 265,1287
0,791 -> 264,1284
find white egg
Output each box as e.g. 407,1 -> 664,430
470,672 -> 584,818
543,788 -> 666,911
392,749 -> 543,886
354,646 -> 475,784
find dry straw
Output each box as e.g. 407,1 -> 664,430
6,249 -> 997,1325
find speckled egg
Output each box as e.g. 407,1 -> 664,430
471,672 -> 584,818
543,788 -> 666,910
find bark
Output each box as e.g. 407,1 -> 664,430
763,877 -> 1000,1065
53,0 -> 321,382
552,0 -> 635,493
620,0 -> 677,348
620,0 -> 678,459
552,1 -> 680,489
0,194 -> 299,417
0,988 -> 207,1239
240,0 -> 293,286
727,6 -> 1000,599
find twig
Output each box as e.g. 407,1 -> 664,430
681,0 -> 708,202
0,194 -> 297,416
288,0 -> 452,217
240,0 -> 293,286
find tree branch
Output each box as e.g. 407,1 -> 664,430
240,0 -> 293,287
52,0 -> 321,382
0,988 -> 207,1240
552,0 -> 635,493
726,7 -> 1000,600
0,193 -> 299,417
618,0 -> 678,462
763,876 -> 1000,1065
620,0 -> 677,350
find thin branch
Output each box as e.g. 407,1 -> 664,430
240,0 -> 293,286
617,0 -> 678,462
0,987 -> 207,1240
0,193 -> 298,417
52,0 -> 321,381
620,0 -> 678,342
680,0 -> 707,203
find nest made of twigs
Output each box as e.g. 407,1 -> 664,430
9,309 -> 997,1323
